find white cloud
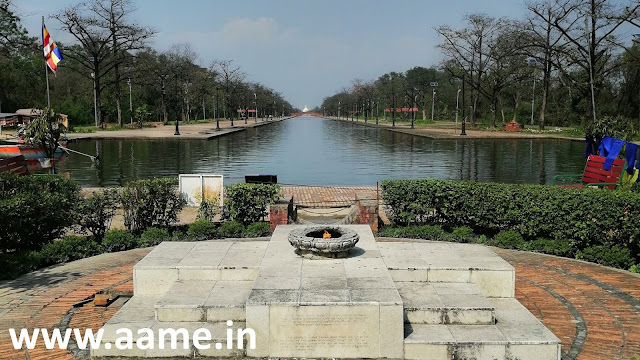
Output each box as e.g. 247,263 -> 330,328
221,17 -> 279,43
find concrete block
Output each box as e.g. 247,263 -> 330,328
469,269 -> 515,298
133,268 -> 178,295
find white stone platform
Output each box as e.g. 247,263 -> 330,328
93,225 -> 560,360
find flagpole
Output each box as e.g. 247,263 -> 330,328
43,16 -> 51,109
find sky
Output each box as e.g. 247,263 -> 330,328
16,0 -> 527,109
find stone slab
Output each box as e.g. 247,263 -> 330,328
397,282 -> 494,325
247,225 -> 404,359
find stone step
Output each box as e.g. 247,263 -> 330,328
154,279 -> 254,322
380,242 -> 515,298
396,282 -> 494,325
133,241 -> 267,295
92,296 -> 251,358
403,298 -> 561,360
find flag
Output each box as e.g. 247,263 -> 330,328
42,23 -> 63,73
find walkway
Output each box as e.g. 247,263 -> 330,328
66,117 -> 288,141
325,116 -> 581,141
0,243 -> 637,359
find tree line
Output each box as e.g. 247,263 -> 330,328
0,0 -> 296,128
320,0 -> 640,130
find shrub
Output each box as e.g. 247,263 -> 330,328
630,264 -> 640,274
120,178 -> 186,234
477,235 -> 488,244
39,236 -> 102,267
491,230 -> 525,249
78,188 -> 119,242
244,222 -> 271,237
0,173 -> 80,253
449,226 -> 475,243
576,244 -> 635,269
525,238 -> 575,257
138,227 -> 170,247
187,218 -> 218,240
102,229 -> 137,252
197,198 -> 220,222
0,252 -> 42,280
224,183 -> 280,225
381,179 -> 640,260
218,221 -> 245,238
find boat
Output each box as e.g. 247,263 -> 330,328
0,144 -> 66,168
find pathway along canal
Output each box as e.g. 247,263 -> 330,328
57,116 -> 586,187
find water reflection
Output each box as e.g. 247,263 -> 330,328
56,116 -> 586,187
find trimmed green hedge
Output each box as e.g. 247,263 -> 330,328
0,174 -> 80,253
382,179 -> 640,260
224,183 -> 280,225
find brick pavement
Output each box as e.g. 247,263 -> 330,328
0,243 -> 638,359
280,186 -> 377,208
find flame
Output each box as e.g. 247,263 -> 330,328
323,230 -> 331,239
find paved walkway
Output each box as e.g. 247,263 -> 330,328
325,116 -> 581,141
0,244 -> 638,359
66,117 -> 288,141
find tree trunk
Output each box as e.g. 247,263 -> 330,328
114,63 -> 123,127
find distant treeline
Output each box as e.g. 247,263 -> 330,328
319,0 -> 640,130
0,0 -> 296,127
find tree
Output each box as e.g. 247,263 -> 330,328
529,0 -> 640,127
212,60 -> 245,123
54,0 -> 154,127
525,0 -> 569,129
24,108 -> 66,160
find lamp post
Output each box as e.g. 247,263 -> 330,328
411,88 -> 418,129
253,93 -> 257,123
526,57 -> 538,128
273,101 -> 275,120
215,88 -> 220,130
430,82 -> 438,122
127,78 -> 133,124
454,78 -> 462,133
376,97 -> 379,124
461,75 -> 466,136
338,101 -> 341,119
91,71 -> 98,128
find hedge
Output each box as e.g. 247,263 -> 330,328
381,179 -> 640,260
224,183 -> 280,225
120,178 -> 186,234
0,174 -> 80,253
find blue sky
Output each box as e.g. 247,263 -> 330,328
16,0 -> 526,108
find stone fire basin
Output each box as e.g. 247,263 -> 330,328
288,226 -> 359,259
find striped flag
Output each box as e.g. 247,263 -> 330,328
42,22 -> 63,73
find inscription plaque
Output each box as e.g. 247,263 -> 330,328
269,306 -> 380,358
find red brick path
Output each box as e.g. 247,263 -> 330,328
0,245 -> 638,359
280,186 -> 377,208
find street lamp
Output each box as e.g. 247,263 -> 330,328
376,97 -> 379,124
526,57 -> 538,127
411,88 -> 419,129
454,78 -> 462,133
338,101 -> 341,119
254,93 -> 257,123
127,78 -> 133,124
215,88 -> 220,130
461,75 -> 466,136
430,82 -> 438,122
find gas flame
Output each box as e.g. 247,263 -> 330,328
323,230 -> 331,239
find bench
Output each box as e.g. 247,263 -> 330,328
0,155 -> 29,176
552,155 -> 626,190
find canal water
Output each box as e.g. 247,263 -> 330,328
57,116 -> 586,187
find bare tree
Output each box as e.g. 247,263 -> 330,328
211,60 -> 245,124
91,0 -> 154,126
54,0 -> 154,127
529,0 -> 640,126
